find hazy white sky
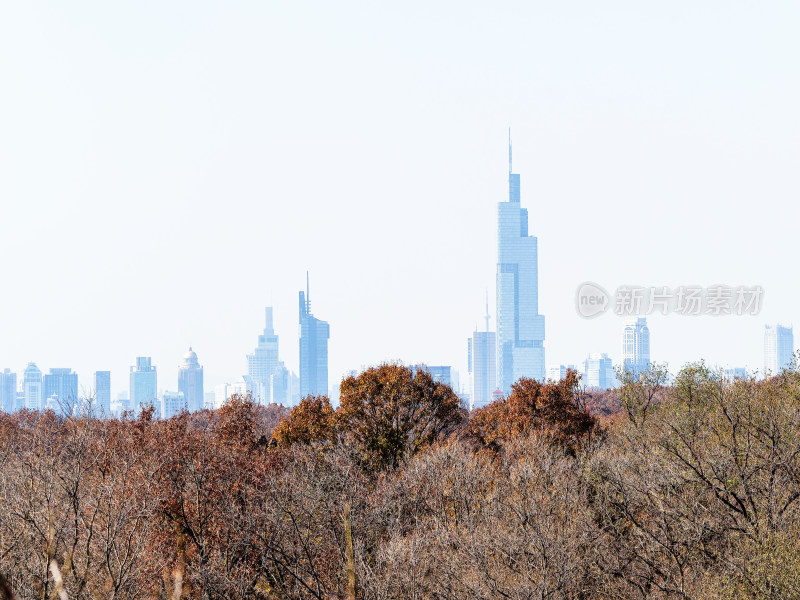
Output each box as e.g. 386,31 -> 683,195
1,1 -> 798,397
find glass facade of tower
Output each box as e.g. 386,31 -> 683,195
621,317 -> 651,376
130,356 -> 157,413
496,145 -> 546,393
94,371 -> 111,417
0,369 -> 17,413
247,308 -> 289,405
764,324 -> 794,375
583,353 -> 616,389
299,289 -> 329,399
178,348 -> 204,412
44,368 -> 79,414
469,330 -> 496,410
23,362 -> 43,411
161,390 -> 187,420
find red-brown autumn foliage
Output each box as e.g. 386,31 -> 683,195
467,369 -> 598,452
272,395 -> 336,448
275,364 -> 467,473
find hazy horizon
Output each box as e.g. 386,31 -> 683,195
2,1 -> 799,398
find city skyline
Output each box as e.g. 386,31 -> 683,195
2,3 -> 799,399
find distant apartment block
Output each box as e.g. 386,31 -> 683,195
764,324 -> 794,375
722,367 -> 747,381
582,353 -> 616,390
547,364 -> 577,382
161,390 -> 187,420
409,365 -> 458,390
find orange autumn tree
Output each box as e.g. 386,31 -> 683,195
468,370 -> 597,452
337,364 -> 467,472
274,364 -> 466,472
272,395 -> 336,448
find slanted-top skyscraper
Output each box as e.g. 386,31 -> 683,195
496,133 -> 546,393
299,274 -> 329,399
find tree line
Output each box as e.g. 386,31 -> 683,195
1,362 -> 799,599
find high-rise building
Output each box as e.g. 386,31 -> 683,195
299,275 -> 330,399
410,365 -> 456,388
23,362 -> 43,411
178,348 -> 204,412
130,357 -> 157,413
161,390 -> 187,420
43,368 -> 79,415
764,324 -> 794,375
110,391 -> 128,418
214,377 -> 264,409
722,367 -> 747,381
621,317 -> 650,376
0,369 -> 17,413
582,353 -> 616,389
468,298 -> 497,410
546,364 -> 577,382
496,134 -> 546,393
247,308 -> 289,405
93,371 -> 111,417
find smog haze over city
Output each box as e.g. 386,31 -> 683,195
2,1 -> 799,398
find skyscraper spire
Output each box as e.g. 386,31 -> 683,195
306,271 -> 310,313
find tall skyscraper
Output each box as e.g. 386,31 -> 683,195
764,324 -> 794,375
621,317 -> 651,376
0,369 -> 17,413
130,356 -> 157,413
583,353 -> 616,389
23,362 -> 43,411
468,295 -> 497,410
178,348 -> 204,412
299,275 -> 330,399
44,368 -> 79,415
496,133 -> 546,393
247,308 -> 289,405
94,371 -> 111,416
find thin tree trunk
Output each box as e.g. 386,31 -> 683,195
342,503 -> 356,600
